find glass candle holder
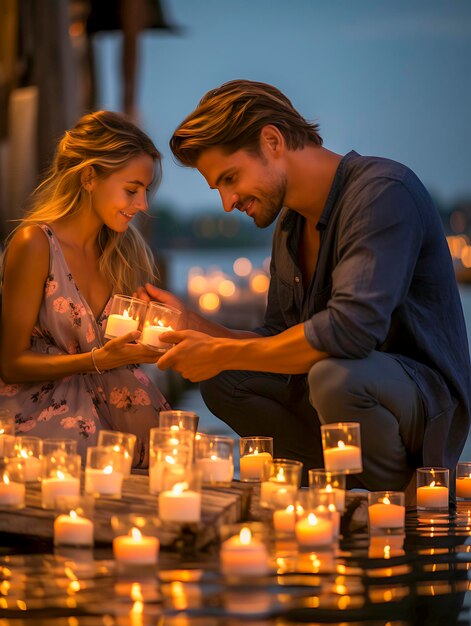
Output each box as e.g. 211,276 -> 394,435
85,446 -> 124,498
309,489 -> 340,540
456,462 -> 471,500
158,465 -> 202,524
104,294 -> 147,339
0,457 -> 25,509
320,422 -> 362,474
54,496 -> 94,547
97,430 -> 136,478
368,491 -> 405,533
14,436 -> 43,482
139,301 -> 182,352
0,434 -> 16,457
149,427 -> 193,495
159,410 -> 199,433
294,490 -> 336,550
0,411 -> 15,436
41,453 -> 81,509
417,467 -> 449,511
260,458 -> 302,509
220,525 -> 270,577
111,513 -> 160,566
42,438 -> 77,457
308,469 -> 346,513
239,436 -> 273,482
195,435 -> 234,486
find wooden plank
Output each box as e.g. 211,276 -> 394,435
0,474 -> 253,550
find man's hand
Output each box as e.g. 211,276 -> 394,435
135,283 -> 189,329
157,330 -> 226,382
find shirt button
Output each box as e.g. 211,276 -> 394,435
294,276 -> 300,284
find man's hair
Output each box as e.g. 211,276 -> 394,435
170,79 -> 323,166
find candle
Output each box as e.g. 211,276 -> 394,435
273,505 -> 296,534
42,473 -> 80,508
368,497 -> 405,529
85,465 -> 124,497
195,456 -> 233,483
149,460 -> 185,494
239,452 -> 272,481
260,481 -> 297,508
323,441 -> 362,472
113,527 -> 159,565
295,513 -> 334,548
319,484 -> 345,512
105,310 -> 139,338
0,475 -> 25,507
54,510 -> 94,546
221,527 -> 269,576
158,482 -> 201,523
141,322 -> 173,350
456,476 -> 471,499
417,481 -> 449,509
18,451 -> 42,482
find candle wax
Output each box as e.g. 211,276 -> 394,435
239,452 -> 272,481
368,502 -> 405,529
273,507 -> 296,534
85,468 -> 124,497
195,457 -> 233,484
113,534 -> 159,565
54,513 -> 94,546
23,456 -> 42,482
295,514 -> 334,547
323,444 -> 362,473
417,485 -> 449,509
158,489 -> 201,523
0,480 -> 25,507
42,476 -> 80,508
141,325 -> 172,350
456,477 -> 471,499
220,532 -> 269,576
105,313 -> 139,339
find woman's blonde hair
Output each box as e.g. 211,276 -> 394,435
170,79 -> 323,166
6,110 -> 161,294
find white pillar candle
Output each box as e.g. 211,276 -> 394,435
221,527 -> 269,576
85,466 -> 124,497
323,441 -> 362,472
113,527 -> 159,565
456,477 -> 471,499
158,483 -> 201,523
141,324 -> 172,349
42,474 -> 80,508
417,482 -> 449,509
368,499 -> 405,529
239,452 -> 272,481
0,477 -> 25,507
195,456 -> 233,483
273,505 -> 296,534
295,513 -> 334,548
106,312 -> 139,338
54,510 -> 94,546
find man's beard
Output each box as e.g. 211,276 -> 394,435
253,174 -> 287,228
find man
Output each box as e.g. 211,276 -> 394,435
145,79 -> 470,493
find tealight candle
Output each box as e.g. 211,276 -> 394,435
456,462 -> 471,499
323,441 -> 362,473
195,434 -> 234,486
158,482 -> 201,523
417,467 -> 449,511
240,452 -> 273,482
321,423 -> 362,474
104,295 -> 147,340
106,310 -> 139,338
308,469 -> 346,513
273,505 -> 296,534
54,510 -> 94,546
113,527 -> 159,565
42,473 -> 80,508
295,512 -> 334,548
85,465 -> 124,497
195,456 -> 233,484
140,301 -> 181,351
220,527 -> 269,576
368,492 -> 405,530
97,431 -> 136,478
141,322 -> 173,350
18,450 -> 42,482
0,474 -> 25,507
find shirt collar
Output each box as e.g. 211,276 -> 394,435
316,150 -> 358,231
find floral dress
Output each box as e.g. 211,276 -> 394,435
0,224 -> 170,465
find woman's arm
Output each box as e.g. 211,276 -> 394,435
0,226 -> 159,384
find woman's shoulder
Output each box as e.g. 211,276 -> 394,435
9,224 -> 50,253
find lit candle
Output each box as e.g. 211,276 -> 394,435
149,459 -> 185,494
85,465 -> 124,497
273,504 -> 296,534
368,497 -> 405,529
195,455 -> 233,483
158,482 -> 201,523
319,484 -> 345,512
220,527 -> 269,576
239,451 -> 272,481
42,472 -> 80,508
18,449 -> 42,482
54,510 -> 94,546
323,440 -> 362,472
456,475 -> 471,499
105,309 -> 139,338
295,513 -> 334,548
417,481 -> 449,509
0,474 -> 25,507
113,527 -> 159,565
141,321 -> 173,350
260,481 -> 297,508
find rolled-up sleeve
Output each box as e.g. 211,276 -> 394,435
305,180 -> 424,358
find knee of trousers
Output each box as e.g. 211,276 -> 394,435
199,371 -> 239,416
307,357 -> 367,424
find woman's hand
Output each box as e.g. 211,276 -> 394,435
135,283 -> 189,328
91,331 -> 160,372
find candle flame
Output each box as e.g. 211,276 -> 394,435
123,309 -> 130,319
130,527 -> 142,541
307,513 -> 319,526
172,482 -> 188,495
276,468 -> 285,481
113,445 -> 121,453
240,527 -> 252,545
384,545 -> 391,560
130,582 -> 143,602
328,503 -> 337,513
286,505 -> 295,513
3,474 -> 9,485
69,510 -> 77,520
337,441 -> 345,449
296,504 -> 305,516
429,481 -> 436,488
19,449 -> 29,459
210,454 -> 218,461
165,455 -> 176,464
170,425 -> 180,431
57,470 -> 65,480
325,484 -> 333,493
103,465 -> 113,475
383,497 -> 391,505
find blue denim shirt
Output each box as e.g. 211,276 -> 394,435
259,150 -> 471,470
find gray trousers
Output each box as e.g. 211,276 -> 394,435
200,351 -> 425,490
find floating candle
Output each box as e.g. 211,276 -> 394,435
220,527 -> 269,576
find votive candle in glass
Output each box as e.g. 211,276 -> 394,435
139,301 -> 181,352
239,436 -> 273,482
260,458 -> 302,509
295,508 -> 335,550
220,526 -> 269,577
41,453 -> 81,509
42,438 -> 77,457
104,294 -> 147,339
149,427 -> 193,494
97,430 -> 136,478
159,410 -> 199,434
0,458 -> 25,508
456,462 -> 471,500
308,469 -> 346,513
111,514 -> 160,566
85,446 -> 124,498
195,434 -> 234,486
368,491 -> 405,533
417,467 -> 449,511
158,466 -> 202,523
321,422 -> 362,474
54,496 -> 94,547
14,436 -> 43,482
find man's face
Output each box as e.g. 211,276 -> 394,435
196,146 -> 287,228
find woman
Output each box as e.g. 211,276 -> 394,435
0,110 -> 170,465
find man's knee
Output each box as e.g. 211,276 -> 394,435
199,372 -> 233,415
